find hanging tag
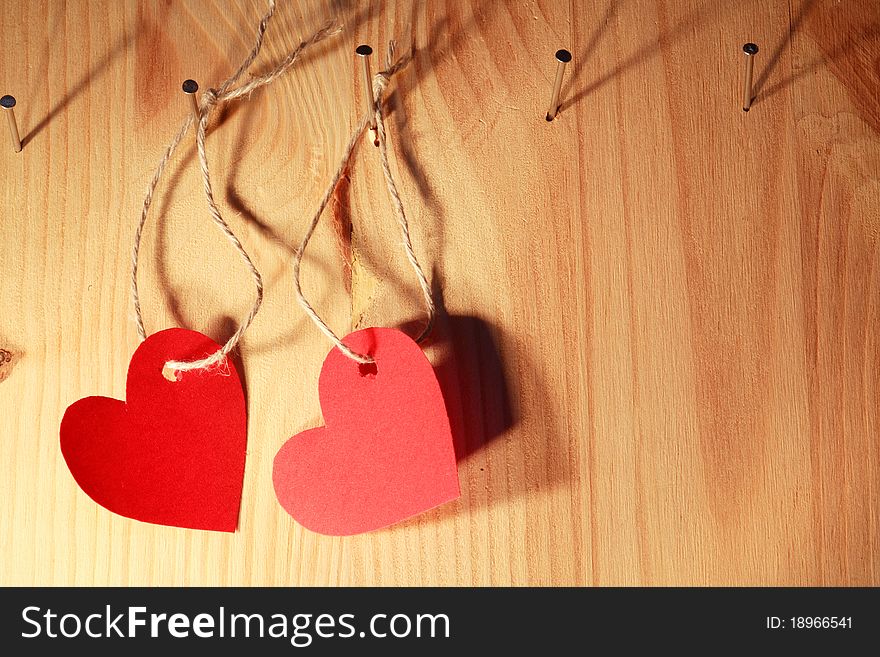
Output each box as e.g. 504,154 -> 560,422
60,328 -> 247,532
273,327 -> 460,536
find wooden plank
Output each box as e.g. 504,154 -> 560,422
0,0 -> 878,585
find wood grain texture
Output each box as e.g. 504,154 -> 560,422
1,0 -> 879,586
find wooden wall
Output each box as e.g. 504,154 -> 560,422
1,0 -> 878,585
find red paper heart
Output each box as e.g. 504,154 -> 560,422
60,328 -> 247,532
273,327 -> 459,535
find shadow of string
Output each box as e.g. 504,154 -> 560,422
131,0 -> 343,373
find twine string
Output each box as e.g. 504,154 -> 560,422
131,0 -> 341,372
293,42 -> 435,364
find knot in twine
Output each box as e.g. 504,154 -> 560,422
131,0 -> 341,373
293,42 -> 435,365
199,88 -> 220,110
373,72 -> 392,97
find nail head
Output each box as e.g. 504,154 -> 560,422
355,44 -> 373,57
555,49 -> 572,63
0,95 -> 15,109
182,79 -> 199,94
743,43 -> 759,55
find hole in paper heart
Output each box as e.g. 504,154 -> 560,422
161,365 -> 180,382
358,361 -> 378,378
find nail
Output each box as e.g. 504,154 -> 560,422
546,49 -> 572,121
355,44 -> 378,146
182,79 -> 200,123
742,43 -> 759,112
1,95 -> 22,153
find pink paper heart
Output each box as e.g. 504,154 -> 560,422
273,327 -> 459,535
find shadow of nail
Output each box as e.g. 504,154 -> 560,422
23,23 -> 141,147
559,0 -> 717,113
561,0 -> 617,99
750,0 -> 820,104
